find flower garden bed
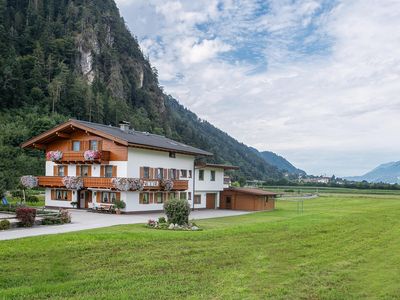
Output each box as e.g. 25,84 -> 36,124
146,217 -> 202,231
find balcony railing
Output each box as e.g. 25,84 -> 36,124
37,176 -> 188,191
48,151 -> 110,163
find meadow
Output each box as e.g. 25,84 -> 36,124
1,192 -> 399,299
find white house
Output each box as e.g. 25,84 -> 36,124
22,119 -> 212,213
194,163 -> 239,209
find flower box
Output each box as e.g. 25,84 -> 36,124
84,150 -> 102,161
46,150 -> 63,161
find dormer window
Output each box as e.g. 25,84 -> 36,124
169,152 -> 176,158
211,170 -> 216,181
72,141 -> 81,151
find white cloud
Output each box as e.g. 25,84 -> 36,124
117,0 -> 400,177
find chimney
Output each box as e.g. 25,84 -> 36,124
119,121 -> 130,132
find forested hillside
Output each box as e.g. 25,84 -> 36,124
0,0 -> 283,191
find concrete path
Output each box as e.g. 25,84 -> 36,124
0,209 -> 250,241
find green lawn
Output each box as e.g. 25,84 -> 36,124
265,185 -> 400,195
1,193 -> 400,299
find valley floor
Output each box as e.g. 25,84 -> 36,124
1,193 -> 400,299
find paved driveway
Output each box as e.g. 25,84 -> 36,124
0,209 -> 250,241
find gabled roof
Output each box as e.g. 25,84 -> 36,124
21,119 -> 213,157
195,163 -> 239,170
223,187 -> 279,196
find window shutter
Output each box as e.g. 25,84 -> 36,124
67,191 -> 72,201
112,166 -> 117,177
176,169 -> 180,179
116,192 -> 121,201
53,165 -> 58,176
98,140 -> 102,151
163,193 -> 167,203
163,169 -> 168,179
51,190 -> 55,200
149,193 -> 154,204
100,166 -> 105,177
76,165 -> 81,176
64,165 -> 68,176
140,167 -> 144,178
88,166 -> 92,177
69,140 -> 73,151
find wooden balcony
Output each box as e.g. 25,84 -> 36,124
49,151 -> 110,164
37,176 -> 188,191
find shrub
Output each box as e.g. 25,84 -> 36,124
26,195 -> 39,203
11,190 -> 23,198
158,216 -> 166,224
114,200 -> 126,209
59,209 -> 71,224
41,217 -> 62,225
0,219 -> 11,230
163,198 -> 190,225
16,207 -> 36,227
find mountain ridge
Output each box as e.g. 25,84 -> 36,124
345,161 -> 400,184
250,148 -> 306,175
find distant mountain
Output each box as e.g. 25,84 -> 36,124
346,161 -> 400,184
251,148 -> 306,175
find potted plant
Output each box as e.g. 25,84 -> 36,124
113,200 -> 126,214
70,201 -> 78,208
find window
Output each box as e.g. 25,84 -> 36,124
180,192 -> 187,200
169,152 -> 176,158
140,192 -> 150,204
55,189 -> 68,200
194,195 -> 201,204
58,165 -> 65,177
143,167 -> 150,179
101,192 -> 117,203
80,165 -> 89,177
169,169 -> 176,179
188,192 -> 192,200
188,170 -> 192,178
72,141 -> 81,151
157,168 -> 164,179
211,170 -> 216,181
169,192 -> 177,200
180,169 -> 187,178
156,192 -> 163,204
199,170 -> 204,181
105,165 -> 113,178
90,140 -> 98,151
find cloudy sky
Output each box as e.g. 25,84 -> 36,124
115,0 -> 400,177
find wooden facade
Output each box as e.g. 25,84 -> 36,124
220,188 -> 277,211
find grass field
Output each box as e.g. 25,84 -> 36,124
265,185 -> 400,195
1,193 -> 400,299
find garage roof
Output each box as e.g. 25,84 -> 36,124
223,187 -> 279,196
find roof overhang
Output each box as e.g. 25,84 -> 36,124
21,119 -> 128,149
195,163 -> 239,170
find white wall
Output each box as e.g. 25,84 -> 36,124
195,168 -> 225,192
45,188 -> 77,208
127,148 -> 195,208
193,191 -> 220,209
46,162 -> 127,177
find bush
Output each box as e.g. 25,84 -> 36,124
26,195 -> 39,203
41,217 -> 62,225
114,200 -> 126,209
16,207 -> 36,227
59,209 -> 71,224
0,219 -> 11,230
163,198 -> 190,225
11,190 -> 23,198
158,216 -> 166,224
